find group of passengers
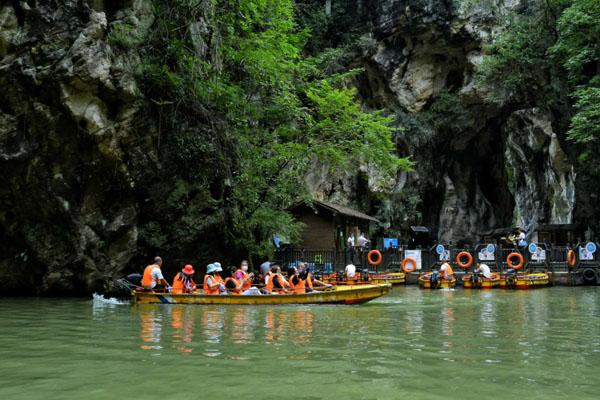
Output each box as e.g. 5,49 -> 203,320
141,257 -> 330,295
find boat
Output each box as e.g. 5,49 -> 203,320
462,273 -> 501,289
321,271 -> 405,285
132,283 -> 391,305
418,272 -> 456,289
499,272 -> 550,289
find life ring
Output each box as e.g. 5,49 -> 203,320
367,250 -> 382,266
402,257 -> 417,273
506,252 -> 524,270
456,251 -> 473,269
567,249 -> 577,268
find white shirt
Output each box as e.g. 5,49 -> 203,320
345,264 -> 356,278
478,264 -> 491,279
150,267 -> 164,288
357,235 -> 368,247
347,236 -> 355,247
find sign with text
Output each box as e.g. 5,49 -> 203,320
405,250 -> 422,270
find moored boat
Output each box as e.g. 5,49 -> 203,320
132,283 -> 391,305
462,273 -> 501,289
321,271 -> 405,285
499,272 -> 550,289
418,272 -> 456,289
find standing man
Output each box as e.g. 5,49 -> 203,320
141,257 -> 171,291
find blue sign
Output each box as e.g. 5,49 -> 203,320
436,244 -> 445,255
528,243 -> 538,254
586,242 -> 597,254
486,244 -> 495,253
384,238 -> 398,249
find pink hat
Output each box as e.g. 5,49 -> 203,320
182,264 -> 195,275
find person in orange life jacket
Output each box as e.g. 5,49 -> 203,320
234,260 -> 254,291
287,267 -> 306,294
266,265 -> 289,294
224,266 -> 244,295
439,262 -> 454,280
141,256 -> 171,291
171,264 -> 196,294
203,263 -> 224,295
297,262 -> 330,292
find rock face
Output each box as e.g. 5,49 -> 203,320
310,0 -> 577,243
0,1 -> 154,294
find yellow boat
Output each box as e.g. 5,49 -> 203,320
321,272 -> 405,285
499,272 -> 550,289
418,272 -> 456,289
132,284 -> 391,305
462,273 -> 501,289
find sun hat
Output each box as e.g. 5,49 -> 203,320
207,263 -> 222,274
182,264 -> 195,275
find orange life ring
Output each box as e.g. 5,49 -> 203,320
506,252 -> 524,270
367,250 -> 382,266
456,251 -> 473,269
567,249 -> 577,268
402,257 -> 417,273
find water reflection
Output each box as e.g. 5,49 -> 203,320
139,306 -> 163,350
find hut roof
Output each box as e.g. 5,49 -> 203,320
290,199 -> 379,223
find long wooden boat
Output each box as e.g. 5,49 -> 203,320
462,273 -> 501,289
132,284 -> 391,305
321,272 -> 405,285
418,272 -> 456,289
499,272 -> 550,289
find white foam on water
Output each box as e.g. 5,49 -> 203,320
92,292 -> 129,305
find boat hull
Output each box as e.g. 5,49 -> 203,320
418,273 -> 456,289
499,273 -> 550,289
462,273 -> 501,289
132,284 -> 391,305
322,272 -> 405,286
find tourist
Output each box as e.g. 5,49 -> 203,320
357,232 -> 370,249
439,262 -> 454,280
345,263 -> 356,278
266,265 -> 289,294
141,256 -> 171,291
260,260 -> 271,278
234,260 -> 254,291
203,263 -> 224,295
224,266 -> 244,294
171,264 -> 196,294
347,233 -> 355,248
287,267 -> 305,294
475,263 -> 492,279
518,228 -> 527,248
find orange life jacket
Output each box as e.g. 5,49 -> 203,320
441,264 -> 454,279
288,275 -> 306,294
306,273 -> 314,290
240,270 -> 252,290
142,264 -> 158,288
203,274 -> 223,295
224,277 -> 243,295
172,272 -> 195,294
266,272 -> 286,294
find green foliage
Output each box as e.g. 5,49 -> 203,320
551,0 -> 600,143
135,0 -> 410,260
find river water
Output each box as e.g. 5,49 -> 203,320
1,287 -> 599,399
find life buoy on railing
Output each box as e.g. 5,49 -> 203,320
506,252 -> 524,270
567,249 -> 577,268
456,251 -> 473,269
367,250 -> 382,266
402,257 -> 417,273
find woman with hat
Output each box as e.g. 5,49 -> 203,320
203,263 -> 224,295
171,264 -> 196,294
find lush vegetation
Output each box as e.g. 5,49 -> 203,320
114,0 -> 411,262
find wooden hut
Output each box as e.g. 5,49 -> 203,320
288,200 -> 379,251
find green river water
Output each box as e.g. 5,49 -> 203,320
1,287 -> 599,400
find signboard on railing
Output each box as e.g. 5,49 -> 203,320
579,242 -> 597,261
478,244 -> 496,261
436,244 -> 450,261
405,249 -> 422,270
529,243 -> 546,261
